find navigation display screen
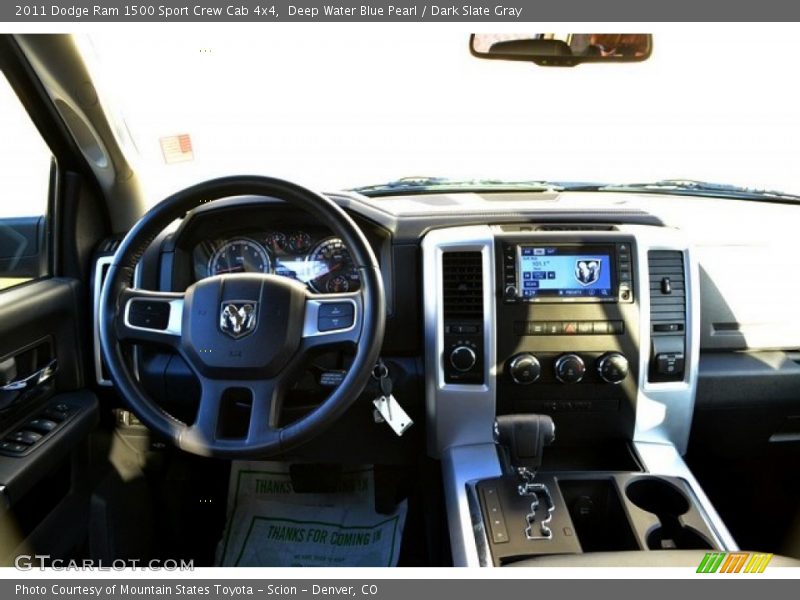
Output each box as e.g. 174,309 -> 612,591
518,245 -> 616,301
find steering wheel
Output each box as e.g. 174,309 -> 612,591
99,176 -> 385,458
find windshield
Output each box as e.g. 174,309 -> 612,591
81,26 -> 800,203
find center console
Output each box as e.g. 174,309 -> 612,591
422,223 -> 733,567
493,232 -> 644,445
474,414 -> 718,566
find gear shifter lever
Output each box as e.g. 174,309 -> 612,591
495,414 -> 556,476
494,414 -> 557,540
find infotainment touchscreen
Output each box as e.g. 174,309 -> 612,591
517,245 -> 616,301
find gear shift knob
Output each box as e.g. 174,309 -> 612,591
495,414 -> 556,472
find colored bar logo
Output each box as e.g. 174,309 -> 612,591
697,552 -> 773,573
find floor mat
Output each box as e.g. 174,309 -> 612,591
216,461 -> 407,567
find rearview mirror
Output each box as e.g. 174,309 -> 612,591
470,34 -> 653,67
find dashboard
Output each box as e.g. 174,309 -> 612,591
87,187 -> 800,567
192,229 -> 361,293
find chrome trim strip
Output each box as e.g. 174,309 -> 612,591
93,256 -> 114,386
0,358 -> 57,391
123,298 -> 184,337
301,295 -> 360,338
622,224 -> 700,453
422,225 -> 501,567
634,440 -> 738,551
442,443 -> 503,567
523,482 -> 555,541
421,225 -> 497,457
466,480 -> 492,567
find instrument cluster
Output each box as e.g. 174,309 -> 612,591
193,229 -> 361,294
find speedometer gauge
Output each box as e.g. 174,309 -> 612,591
208,238 -> 271,276
306,237 -> 361,293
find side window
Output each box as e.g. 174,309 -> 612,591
0,71 -> 52,290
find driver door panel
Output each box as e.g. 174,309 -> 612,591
0,277 -> 99,565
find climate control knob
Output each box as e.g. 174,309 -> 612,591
597,352 -> 629,384
554,353 -> 586,384
449,346 -> 477,372
508,353 -> 541,384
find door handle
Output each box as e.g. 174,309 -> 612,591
0,358 -> 58,392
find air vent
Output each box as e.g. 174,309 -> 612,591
442,252 -> 484,320
648,250 -> 686,327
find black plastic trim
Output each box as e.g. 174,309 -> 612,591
0,391 -> 98,506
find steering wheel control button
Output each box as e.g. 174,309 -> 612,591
508,353 -> 541,384
318,314 -> 355,332
318,302 -> 354,318
128,300 -> 170,330
597,352 -> 630,384
449,345 -> 477,372
554,354 -> 586,384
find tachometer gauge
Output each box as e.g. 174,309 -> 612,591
307,237 -> 361,294
265,231 -> 288,253
287,231 -> 312,255
208,238 -> 271,276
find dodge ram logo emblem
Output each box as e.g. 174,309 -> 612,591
220,302 -> 257,339
575,259 -> 602,286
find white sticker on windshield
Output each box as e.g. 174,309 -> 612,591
159,133 -> 194,164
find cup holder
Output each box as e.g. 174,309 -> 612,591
646,525 -> 713,550
626,477 -> 690,517
625,477 -> 713,550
